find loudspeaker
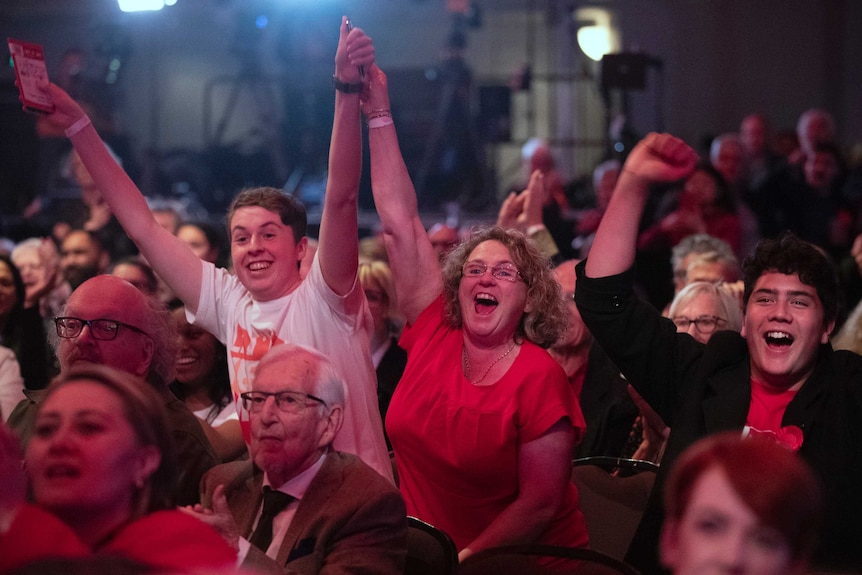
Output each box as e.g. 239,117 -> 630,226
601,53 -> 648,91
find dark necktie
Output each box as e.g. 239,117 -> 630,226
249,486 -> 294,552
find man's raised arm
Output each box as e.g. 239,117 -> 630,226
317,17 -> 375,296
584,133 -> 698,279
42,84 -> 204,311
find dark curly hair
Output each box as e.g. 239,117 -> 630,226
440,226 -> 568,348
742,232 -> 840,328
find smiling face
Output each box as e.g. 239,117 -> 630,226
172,306 -> 219,390
27,380 -> 159,526
250,350 -> 340,486
458,240 -> 529,345
229,206 -> 306,302
741,272 -> 832,391
661,466 -> 797,575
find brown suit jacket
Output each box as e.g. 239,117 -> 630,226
201,451 -> 407,575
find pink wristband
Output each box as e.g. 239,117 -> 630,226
367,115 -> 393,129
64,115 -> 92,138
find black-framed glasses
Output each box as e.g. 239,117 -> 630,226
671,315 -> 727,335
461,262 -> 522,283
54,317 -> 151,341
240,391 -> 327,414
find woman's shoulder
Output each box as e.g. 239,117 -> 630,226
108,510 -> 236,570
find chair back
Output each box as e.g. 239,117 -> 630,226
457,544 -> 641,575
571,457 -> 657,560
406,516 -> 458,575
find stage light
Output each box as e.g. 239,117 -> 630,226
118,0 -> 165,12
573,7 -> 619,62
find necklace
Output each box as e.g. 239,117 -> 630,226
462,341 -> 516,384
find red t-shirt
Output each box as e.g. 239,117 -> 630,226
0,505 -> 236,574
387,297 -> 588,551
744,378 -> 804,451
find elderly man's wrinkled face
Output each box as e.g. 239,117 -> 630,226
249,350 -> 340,486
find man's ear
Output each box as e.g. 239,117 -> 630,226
136,336 -> 155,378
295,236 -> 308,263
318,405 -> 343,449
821,319 -> 835,344
135,445 -> 161,486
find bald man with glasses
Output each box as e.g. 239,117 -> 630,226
8,274 -> 218,506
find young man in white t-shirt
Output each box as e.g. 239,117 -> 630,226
39,19 -> 392,482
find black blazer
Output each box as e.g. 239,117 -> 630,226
576,261 -> 862,573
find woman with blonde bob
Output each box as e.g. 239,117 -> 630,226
358,259 -> 406,439
0,364 -> 234,573
661,432 -> 822,575
668,281 -> 743,344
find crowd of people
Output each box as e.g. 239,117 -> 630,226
1,15 -> 862,575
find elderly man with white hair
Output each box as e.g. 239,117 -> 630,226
187,343 -> 406,575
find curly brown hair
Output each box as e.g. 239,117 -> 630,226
440,226 -> 568,348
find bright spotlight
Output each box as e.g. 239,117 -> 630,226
573,7 -> 619,62
118,0 -> 165,12
577,26 -> 612,62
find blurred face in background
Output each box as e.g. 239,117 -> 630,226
0,260 -> 17,319
672,292 -> 727,345
682,170 -> 717,211
740,115 -> 767,158
804,151 -> 838,191
713,140 -> 745,186
661,466 -> 797,575
178,224 -> 218,264
61,231 -> 106,290
551,262 -> 591,353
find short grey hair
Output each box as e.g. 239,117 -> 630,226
668,281 -> 743,332
671,234 -> 737,275
255,343 -> 345,409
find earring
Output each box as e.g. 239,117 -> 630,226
134,476 -> 145,489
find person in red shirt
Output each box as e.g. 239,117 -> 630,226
0,364 -> 235,574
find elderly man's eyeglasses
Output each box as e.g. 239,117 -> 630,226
462,262 -> 522,283
671,315 -> 727,335
241,391 -> 327,414
54,317 -> 150,341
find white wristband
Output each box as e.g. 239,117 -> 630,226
526,224 -> 547,237
64,115 -> 92,138
367,115 -> 393,129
